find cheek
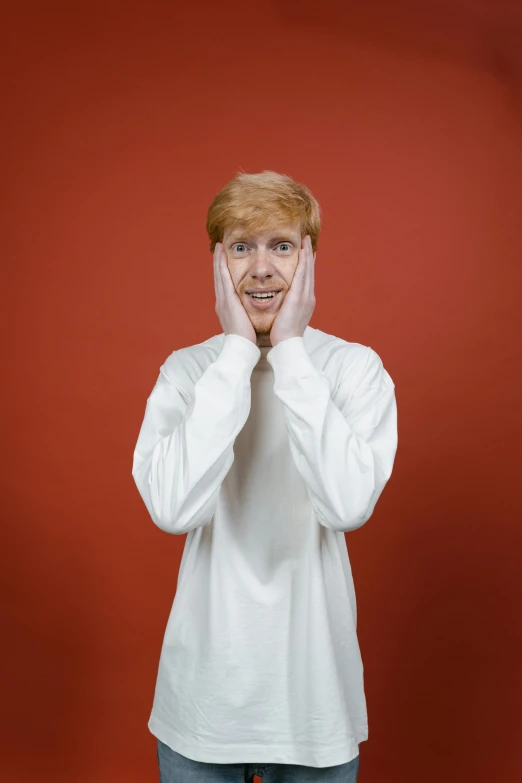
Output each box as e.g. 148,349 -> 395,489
226,259 -> 248,290
280,255 -> 300,285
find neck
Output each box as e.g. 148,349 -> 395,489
256,334 -> 272,348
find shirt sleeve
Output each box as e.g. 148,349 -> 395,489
132,334 -> 261,534
266,337 -> 398,532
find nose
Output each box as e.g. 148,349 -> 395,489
249,247 -> 276,279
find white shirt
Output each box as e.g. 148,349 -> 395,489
132,325 -> 398,768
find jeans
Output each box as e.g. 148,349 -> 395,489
156,738 -> 360,782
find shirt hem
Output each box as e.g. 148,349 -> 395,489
148,713 -> 366,768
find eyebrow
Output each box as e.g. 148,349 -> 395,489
228,234 -> 298,244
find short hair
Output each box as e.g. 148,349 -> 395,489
205,170 -> 321,253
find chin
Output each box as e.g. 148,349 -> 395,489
250,315 -> 275,335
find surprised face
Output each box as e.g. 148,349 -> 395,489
222,222 -> 302,335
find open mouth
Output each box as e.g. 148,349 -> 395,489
246,290 -> 282,309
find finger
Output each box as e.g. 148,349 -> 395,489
214,243 -> 225,300
219,247 -> 244,308
305,236 -> 315,297
213,244 -> 221,299
218,245 -> 236,297
300,239 -> 310,296
292,240 -> 308,292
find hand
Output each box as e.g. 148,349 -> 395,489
270,235 -> 316,347
214,242 -> 257,344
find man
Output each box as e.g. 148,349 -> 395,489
132,170 -> 398,782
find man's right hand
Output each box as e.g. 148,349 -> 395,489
214,243 -> 257,345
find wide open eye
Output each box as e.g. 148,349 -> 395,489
277,243 -> 291,252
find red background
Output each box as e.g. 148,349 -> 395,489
3,1 -> 522,781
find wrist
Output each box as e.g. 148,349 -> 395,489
270,331 -> 303,347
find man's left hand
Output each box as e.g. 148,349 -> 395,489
270,235 -> 316,347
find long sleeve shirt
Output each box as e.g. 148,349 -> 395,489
131,324 -> 398,768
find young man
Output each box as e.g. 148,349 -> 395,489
132,171 -> 398,782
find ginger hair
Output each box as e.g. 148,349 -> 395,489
205,170 -> 321,253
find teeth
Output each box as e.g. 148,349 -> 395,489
251,292 -> 275,299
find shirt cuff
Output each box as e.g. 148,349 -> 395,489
266,336 -> 316,380
215,333 -> 261,376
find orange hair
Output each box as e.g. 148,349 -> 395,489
206,170 -> 321,252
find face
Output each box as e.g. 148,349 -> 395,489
222,222 -> 305,335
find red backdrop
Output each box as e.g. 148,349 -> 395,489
3,1 -> 522,781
